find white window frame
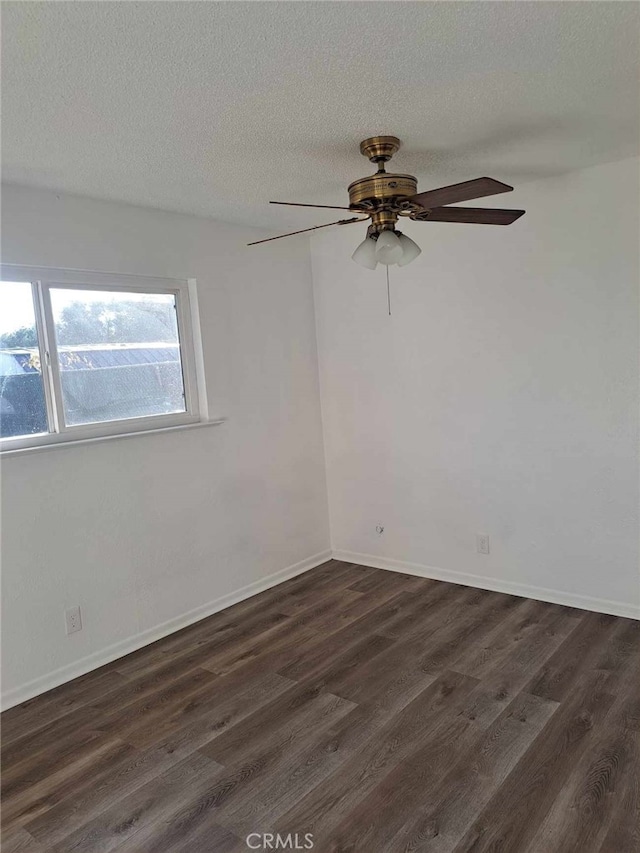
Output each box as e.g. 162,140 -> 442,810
1,265 -> 213,454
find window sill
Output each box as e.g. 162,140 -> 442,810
0,417 -> 227,458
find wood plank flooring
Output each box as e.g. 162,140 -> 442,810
2,560 -> 639,852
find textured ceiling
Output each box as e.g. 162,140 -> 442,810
3,2 -> 639,230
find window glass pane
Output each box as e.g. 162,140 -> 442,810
0,282 -> 49,438
49,288 -> 186,427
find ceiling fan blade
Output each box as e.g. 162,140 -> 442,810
409,177 -> 513,210
247,217 -> 367,246
270,201 -> 360,211
416,207 -> 525,225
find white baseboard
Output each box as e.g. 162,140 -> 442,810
1,549 -> 332,711
332,549 -> 640,621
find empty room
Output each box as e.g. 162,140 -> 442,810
1,2 -> 639,851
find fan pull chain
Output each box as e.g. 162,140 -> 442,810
386,265 -> 392,316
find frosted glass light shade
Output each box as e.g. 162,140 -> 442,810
351,237 -> 378,269
397,233 -> 422,266
375,230 -> 403,265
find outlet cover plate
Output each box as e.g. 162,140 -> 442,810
65,605 -> 82,635
476,533 -> 490,555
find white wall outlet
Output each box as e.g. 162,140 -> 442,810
476,533 -> 490,555
65,605 -> 82,635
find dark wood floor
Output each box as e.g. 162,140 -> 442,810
2,560 -> 639,852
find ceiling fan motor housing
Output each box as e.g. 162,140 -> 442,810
348,172 -> 419,233
348,173 -> 418,208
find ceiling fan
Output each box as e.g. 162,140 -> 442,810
248,136 -> 525,269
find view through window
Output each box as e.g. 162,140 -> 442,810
1,272 -> 201,448
0,281 -> 49,438
49,289 -> 185,426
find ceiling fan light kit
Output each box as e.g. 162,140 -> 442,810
396,233 -> 422,267
251,135 -> 525,271
351,236 -> 378,269
374,229 -> 404,265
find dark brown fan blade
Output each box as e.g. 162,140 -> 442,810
270,201 -> 360,211
247,217 -> 367,246
409,177 -> 513,210
417,207 -> 525,225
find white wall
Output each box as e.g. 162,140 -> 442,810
312,158 -> 640,618
1,184 -> 330,706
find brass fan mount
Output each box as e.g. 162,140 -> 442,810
359,135 -> 402,164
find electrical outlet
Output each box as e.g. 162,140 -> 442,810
476,533 -> 490,555
65,605 -> 82,635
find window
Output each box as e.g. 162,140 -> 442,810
1,266 -> 208,452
